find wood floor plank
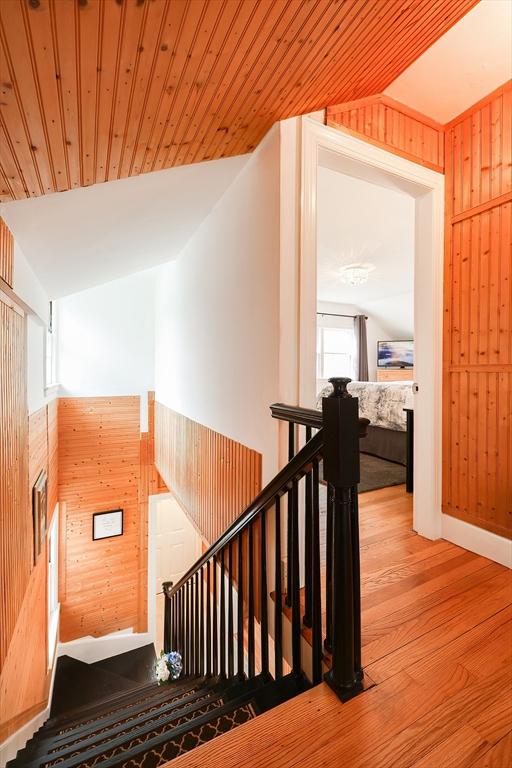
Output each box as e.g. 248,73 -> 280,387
169,486 -> 512,768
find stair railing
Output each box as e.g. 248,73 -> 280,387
163,377 -> 369,701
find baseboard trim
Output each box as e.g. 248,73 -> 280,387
58,629 -> 154,665
441,513 -> 512,568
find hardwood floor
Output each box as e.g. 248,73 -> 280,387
170,485 -> 512,768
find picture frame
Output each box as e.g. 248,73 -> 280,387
32,469 -> 48,564
92,509 -> 124,541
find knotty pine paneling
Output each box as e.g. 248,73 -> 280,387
0,0 -> 477,201
0,298 -> 29,672
155,402 -> 262,545
58,396 -> 149,641
0,217 -> 14,285
326,95 -> 444,172
443,82 -> 512,539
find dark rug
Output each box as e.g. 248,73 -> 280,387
358,452 -> 406,493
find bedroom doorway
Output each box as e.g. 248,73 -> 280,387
299,117 -> 444,539
315,164 -> 414,497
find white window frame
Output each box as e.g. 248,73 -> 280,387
316,323 -> 355,381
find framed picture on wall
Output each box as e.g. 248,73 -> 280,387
32,469 -> 48,563
93,509 -> 123,541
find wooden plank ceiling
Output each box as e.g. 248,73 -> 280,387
0,0 -> 477,202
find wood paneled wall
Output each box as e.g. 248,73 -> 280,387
58,395 -> 152,641
0,0 -> 476,201
155,402 -> 262,545
0,298 -> 29,671
326,94 -> 445,172
0,217 -> 14,286
443,82 -> 512,538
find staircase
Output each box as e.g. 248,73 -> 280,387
8,377 -> 367,767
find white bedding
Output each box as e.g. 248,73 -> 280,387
316,380 -> 414,431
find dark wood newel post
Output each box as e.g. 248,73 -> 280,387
322,377 -> 364,701
162,581 -> 173,653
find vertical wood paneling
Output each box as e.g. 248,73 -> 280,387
0,298 -> 29,671
154,402 -> 262,545
443,81 -> 512,539
0,217 -> 14,286
58,395 -> 152,641
326,94 -> 445,172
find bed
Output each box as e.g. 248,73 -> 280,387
316,380 -> 414,466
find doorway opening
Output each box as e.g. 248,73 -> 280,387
299,118 -> 444,539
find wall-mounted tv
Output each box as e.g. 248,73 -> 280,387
377,340 -> 414,369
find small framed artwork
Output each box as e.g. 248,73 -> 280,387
32,470 -> 48,564
92,509 -> 123,541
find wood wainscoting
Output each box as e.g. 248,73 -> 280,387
443,81 -> 512,539
326,94 -> 445,173
155,402 -> 262,545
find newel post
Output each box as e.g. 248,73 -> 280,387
322,377 -> 364,701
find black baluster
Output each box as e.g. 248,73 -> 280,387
351,486 -> 363,682
260,508 -> 269,678
212,554 -> 218,677
274,495 -> 283,679
286,422 -> 294,606
228,541 -> 234,678
237,534 -> 244,679
200,566 -> 205,677
324,489 -> 333,654
186,581 -> 190,676
322,377 -> 364,701
303,426 -> 313,627
311,457 -> 322,684
248,523 -> 255,677
195,571 -> 200,676
290,478 -> 301,674
219,548 -> 226,678
206,561 -> 212,677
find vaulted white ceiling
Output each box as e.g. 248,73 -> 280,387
384,0 -> 512,123
317,165 -> 415,337
0,155 -> 247,298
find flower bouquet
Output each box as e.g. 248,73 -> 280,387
155,650 -> 183,684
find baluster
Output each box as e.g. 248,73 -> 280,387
248,523 -> 255,677
194,571 -> 200,676
212,554 -> 218,677
179,588 -> 184,661
260,508 -> 269,677
303,426 -> 313,627
172,593 -> 177,651
322,377 -> 363,701
185,581 -> 190,676
219,548 -> 226,678
228,541 -> 234,678
351,486 -> 362,682
290,478 -> 301,674
324,490 -> 333,653
274,495 -> 283,679
237,534 -> 244,679
200,566 -> 205,677
286,422 -> 294,606
206,561 -> 212,676
311,458 -> 322,684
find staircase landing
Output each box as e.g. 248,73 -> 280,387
168,485 -> 512,768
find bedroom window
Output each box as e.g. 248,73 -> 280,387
317,325 -> 355,380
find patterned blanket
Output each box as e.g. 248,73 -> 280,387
316,380 -> 414,431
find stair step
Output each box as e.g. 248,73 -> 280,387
91,644 -> 157,686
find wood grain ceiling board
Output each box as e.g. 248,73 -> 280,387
0,0 -> 478,202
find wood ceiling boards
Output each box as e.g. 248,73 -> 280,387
0,0 -> 477,202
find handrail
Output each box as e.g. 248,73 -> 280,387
167,429 -> 324,598
271,402 -> 370,438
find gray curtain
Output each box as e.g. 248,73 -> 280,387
354,314 -> 369,381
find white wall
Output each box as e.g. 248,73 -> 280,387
155,127 -> 281,482
57,269 -> 156,403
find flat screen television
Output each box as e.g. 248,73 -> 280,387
377,340 -> 414,369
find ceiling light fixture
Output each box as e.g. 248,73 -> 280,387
340,262 -> 375,286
